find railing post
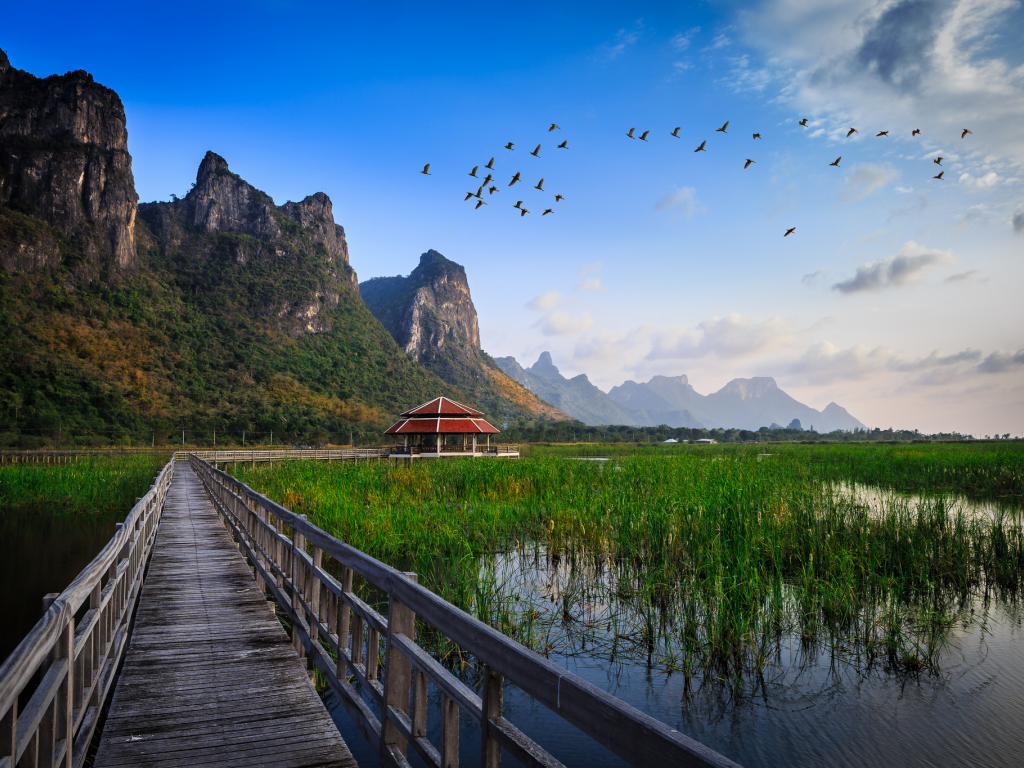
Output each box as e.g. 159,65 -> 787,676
336,567 -> 353,682
57,618 -> 74,768
291,519 -> 306,661
0,699 -> 15,767
380,572 -> 417,761
481,664 -> 504,768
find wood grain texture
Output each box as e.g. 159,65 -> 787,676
93,467 -> 356,768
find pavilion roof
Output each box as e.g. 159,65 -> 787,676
384,417 -> 500,435
399,397 -> 485,418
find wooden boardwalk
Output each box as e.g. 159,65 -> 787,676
93,467 -> 357,768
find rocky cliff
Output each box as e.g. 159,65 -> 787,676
361,252 -> 570,423
0,47 -> 137,272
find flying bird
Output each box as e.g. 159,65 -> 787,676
464,192 -> 473,201
475,200 -> 486,209
475,185 -> 484,198
744,159 -> 755,169
485,157 -> 495,169
509,172 -> 522,186
846,128 -> 858,137
799,118 -> 809,127
488,186 -> 497,195
549,123 -> 561,132
534,178 -> 545,191
557,140 -> 568,149
933,157 -> 943,166
716,121 -> 729,133
671,127 -> 681,137
961,129 -> 972,139
876,130 -> 889,137
482,173 -> 494,185
469,166 -> 479,177
626,127 -> 636,139
639,130 -> 650,141
933,171 -> 944,180
912,129 -> 921,137
421,163 -> 431,175
829,157 -> 841,167
753,133 -> 761,140
519,207 -> 529,217
504,142 -> 515,150
554,194 -> 564,202
784,227 -> 796,237
542,209 -> 553,216
531,144 -> 542,157
514,200 -> 524,209
694,140 -> 707,152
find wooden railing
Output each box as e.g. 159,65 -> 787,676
0,459 -> 174,768
188,448 -> 386,463
389,444 -> 520,456
189,454 -> 739,768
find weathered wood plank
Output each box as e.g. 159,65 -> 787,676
94,468 -> 356,768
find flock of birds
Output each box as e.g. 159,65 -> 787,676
420,119 -> 975,235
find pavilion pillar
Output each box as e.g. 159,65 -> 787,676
472,434 -> 477,456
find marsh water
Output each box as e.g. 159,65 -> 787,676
6,485 -> 1024,766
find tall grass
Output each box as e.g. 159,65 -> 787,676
0,454 -> 170,517
232,448 -> 1024,686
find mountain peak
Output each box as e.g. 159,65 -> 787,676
530,351 -> 564,381
718,377 -> 779,399
0,48 -> 9,74
197,150 -> 231,182
419,249 -> 451,267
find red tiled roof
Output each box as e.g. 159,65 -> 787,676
384,416 -> 501,435
400,396 -> 484,418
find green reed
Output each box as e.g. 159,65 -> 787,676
0,454 -> 170,517
232,448 -> 1024,685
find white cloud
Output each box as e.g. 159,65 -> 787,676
958,171 -> 1001,188
539,311 -> 593,336
647,314 -> 795,360
578,262 -> 602,277
786,342 -> 983,385
802,268 -> 826,286
832,240 -> 954,293
576,277 -> 605,293
527,291 -> 564,311
671,27 -> 700,50
601,24 -> 643,59
976,349 -> 1024,373
945,269 -> 985,282
843,163 -> 900,201
1013,210 -> 1024,233
654,186 -> 707,219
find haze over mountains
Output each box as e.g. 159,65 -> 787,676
495,352 -> 866,432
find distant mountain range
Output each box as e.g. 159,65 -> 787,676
494,352 -> 866,432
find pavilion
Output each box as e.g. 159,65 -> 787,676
384,397 -> 517,458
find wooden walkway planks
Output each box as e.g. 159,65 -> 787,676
94,467 -> 357,768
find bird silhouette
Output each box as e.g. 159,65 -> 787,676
934,157 -> 943,166
519,208 -> 529,217
626,127 -> 636,139
482,173 -> 494,185
846,128 -> 858,137
753,133 -> 761,140
475,200 -> 486,209
469,166 -> 479,177
829,157 -> 841,167
509,172 -> 522,186
671,127 -> 681,137
542,209 -> 553,216
475,185 -> 484,198
876,130 -> 889,137
485,157 -> 495,169
695,140 -> 707,152
744,159 -> 755,169
799,118 -> 809,127
557,140 -> 568,149
933,171 -> 944,180
531,144 -> 542,157
421,164 -> 431,175
554,194 -> 564,202
549,123 -> 561,132
784,227 -> 796,237
534,178 -> 545,191
488,186 -> 497,195
912,129 -> 921,137
514,200 -> 524,209
961,129 -> 972,139
504,142 -> 515,150
639,130 -> 650,141
716,121 -> 729,133
464,192 -> 473,201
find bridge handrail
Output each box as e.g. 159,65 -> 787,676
188,454 -> 738,768
0,458 -> 175,768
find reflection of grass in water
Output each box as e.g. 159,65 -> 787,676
0,454 -> 170,516
233,452 -> 1024,688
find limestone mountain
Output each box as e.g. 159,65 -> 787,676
360,251 -> 569,424
0,47 -> 137,273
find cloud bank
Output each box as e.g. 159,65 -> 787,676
832,240 -> 954,293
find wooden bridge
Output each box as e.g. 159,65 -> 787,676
0,455 -> 738,768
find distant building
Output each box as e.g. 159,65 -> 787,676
694,438 -> 717,445
663,438 -> 678,443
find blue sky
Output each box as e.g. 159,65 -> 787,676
6,0 -> 1024,435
